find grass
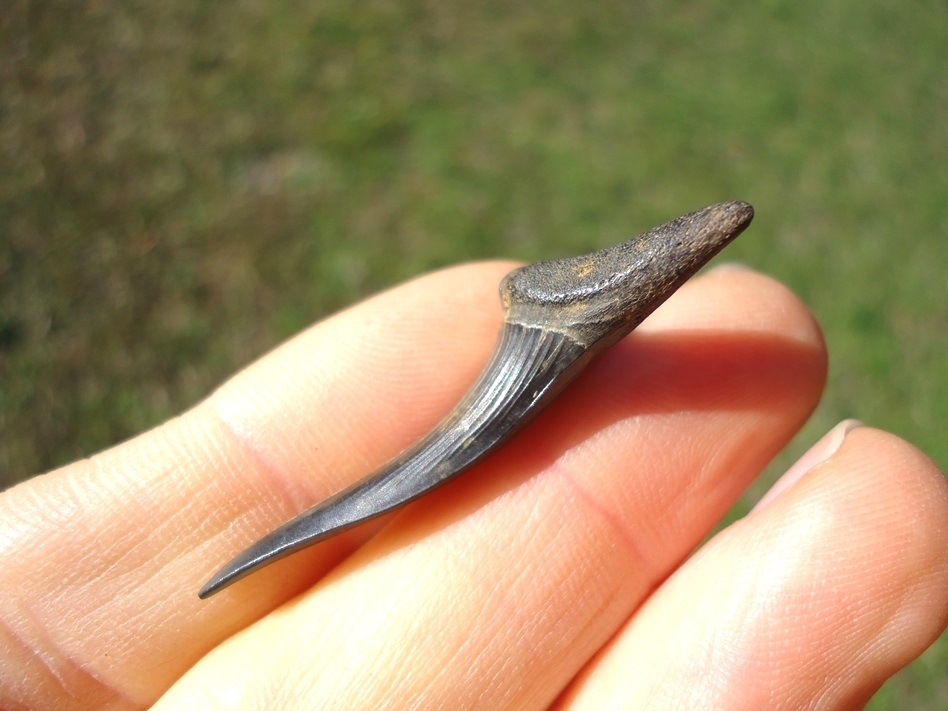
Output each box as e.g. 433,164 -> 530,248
2,0 -> 946,706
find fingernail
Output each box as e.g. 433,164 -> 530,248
752,419 -> 863,513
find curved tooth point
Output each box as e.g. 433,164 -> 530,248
198,202 -> 754,598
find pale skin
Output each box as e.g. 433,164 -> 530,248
1,262 -> 947,710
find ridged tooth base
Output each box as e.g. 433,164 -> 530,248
199,323 -> 585,598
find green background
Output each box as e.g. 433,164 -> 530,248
2,1 -> 946,706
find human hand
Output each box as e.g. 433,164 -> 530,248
2,263 -> 946,709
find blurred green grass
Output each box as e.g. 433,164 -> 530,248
2,1 -> 946,706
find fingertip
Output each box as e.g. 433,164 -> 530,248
843,425 -> 948,575
645,264 -> 827,365
753,419 -> 864,512
754,423 -> 948,678
558,423 -> 948,710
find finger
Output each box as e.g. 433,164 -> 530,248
154,268 -> 827,710
557,426 -> 948,710
0,262 -> 513,710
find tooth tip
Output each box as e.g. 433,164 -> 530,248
198,566 -> 238,598
198,541 -> 273,598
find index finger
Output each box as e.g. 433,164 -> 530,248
0,262 -> 513,710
